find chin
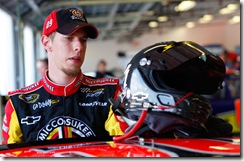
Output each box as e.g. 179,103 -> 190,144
63,68 -> 80,77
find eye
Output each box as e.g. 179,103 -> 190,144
80,37 -> 88,42
65,36 -> 73,40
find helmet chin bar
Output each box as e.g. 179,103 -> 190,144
123,90 -> 211,126
121,68 -> 212,127
124,69 -> 177,107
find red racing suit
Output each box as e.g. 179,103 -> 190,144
2,70 -> 128,144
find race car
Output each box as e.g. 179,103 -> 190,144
0,136 -> 240,157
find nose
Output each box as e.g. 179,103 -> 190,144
73,39 -> 83,52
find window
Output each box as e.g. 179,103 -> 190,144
0,9 -> 15,95
23,25 -> 35,86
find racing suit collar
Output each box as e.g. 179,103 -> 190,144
43,70 -> 83,96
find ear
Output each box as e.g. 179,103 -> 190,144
41,35 -> 52,52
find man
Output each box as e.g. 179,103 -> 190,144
2,8 -> 127,144
36,58 -> 48,77
95,59 -> 114,78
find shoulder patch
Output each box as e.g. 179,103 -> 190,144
8,80 -> 43,96
82,75 -> 119,86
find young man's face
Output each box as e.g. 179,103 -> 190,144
47,28 -> 88,77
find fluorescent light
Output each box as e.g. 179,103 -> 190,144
219,8 -> 231,14
199,14 -> 213,23
228,16 -> 240,24
175,1 -> 196,12
149,21 -> 158,28
219,3 -> 238,15
232,16 -> 240,22
157,16 -> 168,22
227,4 -> 238,10
203,14 -> 213,21
199,18 -> 207,23
186,22 -> 195,28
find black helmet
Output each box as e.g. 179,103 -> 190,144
111,41 -> 228,140
123,41 -> 225,95
119,41 -> 225,126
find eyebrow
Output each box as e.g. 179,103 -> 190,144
68,32 -> 88,38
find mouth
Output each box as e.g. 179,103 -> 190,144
68,56 -> 81,61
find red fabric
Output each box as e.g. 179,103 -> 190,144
42,10 -> 58,36
2,101 -> 14,144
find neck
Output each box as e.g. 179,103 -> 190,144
46,69 -> 79,86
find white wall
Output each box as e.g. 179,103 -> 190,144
82,22 -> 240,73
83,40 -> 131,73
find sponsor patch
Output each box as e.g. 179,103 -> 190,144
19,94 -> 39,103
21,116 -> 41,125
33,99 -> 60,110
80,88 -> 104,98
79,101 -> 107,107
37,116 -> 95,141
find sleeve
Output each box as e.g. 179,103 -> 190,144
2,100 -> 24,144
105,84 -> 128,136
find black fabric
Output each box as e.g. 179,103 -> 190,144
124,110 -> 233,138
204,115 -> 233,137
55,8 -> 98,38
127,111 -> 195,134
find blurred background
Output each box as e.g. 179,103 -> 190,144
0,0 -> 241,139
